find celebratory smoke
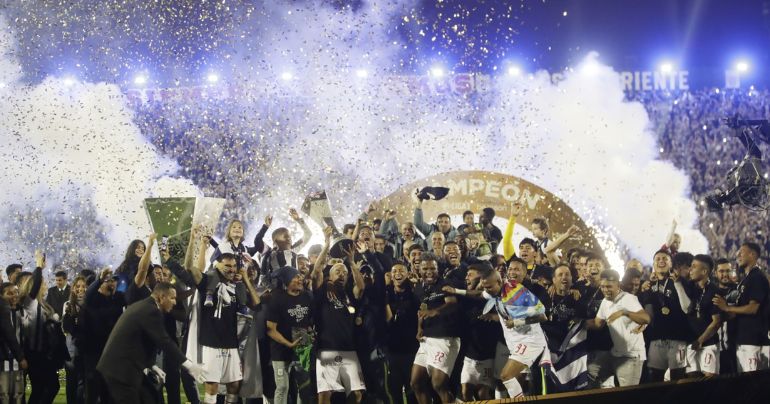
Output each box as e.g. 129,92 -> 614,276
0,1 -> 707,269
0,16 -> 200,268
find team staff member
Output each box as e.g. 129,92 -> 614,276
96,282 -> 205,404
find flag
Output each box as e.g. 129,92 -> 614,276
483,280 -> 546,319
542,321 -> 590,392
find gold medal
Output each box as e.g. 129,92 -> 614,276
661,307 -> 670,315
347,306 -> 356,314
420,303 -> 428,311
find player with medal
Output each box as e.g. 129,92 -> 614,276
684,255 -> 722,377
410,253 -> 462,404
310,227 -> 367,404
640,250 -> 692,382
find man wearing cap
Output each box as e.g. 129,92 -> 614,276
587,270 -> 650,386
266,266 -> 314,404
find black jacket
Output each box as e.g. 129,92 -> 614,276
46,285 -> 71,317
0,300 -> 24,365
96,297 -> 187,387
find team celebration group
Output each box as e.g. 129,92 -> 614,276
1,196 -> 768,404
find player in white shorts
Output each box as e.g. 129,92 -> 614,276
410,255 -> 462,404
684,255 -> 722,377
310,239 -> 367,404
452,265 -> 546,399
712,243 -> 770,373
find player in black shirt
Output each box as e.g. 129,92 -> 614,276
712,242 -> 770,372
713,257 -> 737,373
266,266 -> 314,404
310,228 -> 367,404
410,254 -> 460,404
684,255 -> 722,377
440,241 -> 467,289
577,254 -> 613,388
385,262 -> 420,404
168,235 -> 260,404
456,264 -> 498,401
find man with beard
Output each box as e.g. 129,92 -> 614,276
640,250 -> 692,382
684,255 -> 722,377
441,263 -> 500,401
167,246 -> 261,404
587,270 -> 650,386
541,264 -> 588,391
410,254 -> 460,404
414,196 -> 457,252
385,263 -> 420,404
712,242 -> 770,372
441,241 -> 467,289
714,258 -> 737,373
311,230 -> 367,404
81,268 -> 126,404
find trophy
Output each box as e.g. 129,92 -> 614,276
301,190 -> 354,259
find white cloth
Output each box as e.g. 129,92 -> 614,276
315,351 -> 366,394
200,346 -> 243,384
413,337 -> 461,376
596,292 -> 646,359
686,345 -> 720,374
460,357 -> 495,387
736,344 -> 770,373
648,340 -> 687,370
498,317 -> 547,367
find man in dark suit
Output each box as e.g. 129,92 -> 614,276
96,282 -> 204,404
46,270 -> 70,317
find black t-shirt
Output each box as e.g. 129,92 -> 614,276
640,278 -> 693,342
542,291 -> 587,352
197,273 -> 239,349
413,280 -> 460,338
126,281 -> 152,306
579,284 -> 613,351
686,281 -> 721,346
314,283 -> 356,351
461,296 -> 500,360
440,264 -> 468,290
266,289 -> 313,361
734,267 -> 770,346
386,285 -> 420,354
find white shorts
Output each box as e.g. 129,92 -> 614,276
648,340 -> 687,370
201,346 -> 242,384
493,342 -> 510,378
501,325 -> 546,368
316,351 -> 366,394
736,345 -> 770,373
413,337 -> 461,376
686,345 -> 719,375
460,357 -> 495,387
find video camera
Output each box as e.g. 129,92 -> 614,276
705,116 -> 770,211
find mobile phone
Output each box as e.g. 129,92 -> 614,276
160,235 -> 169,252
